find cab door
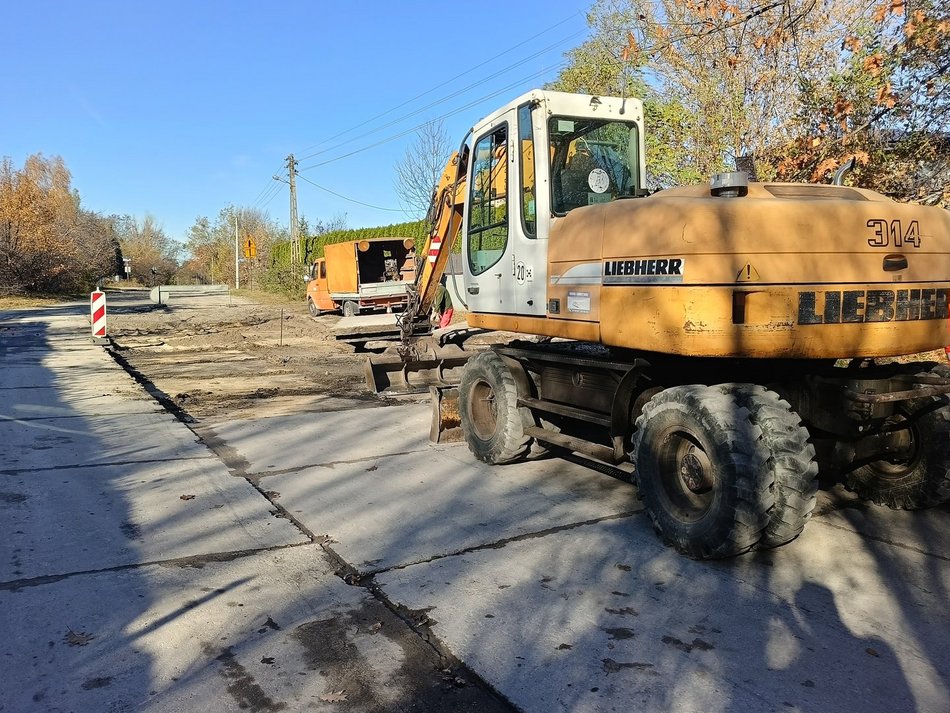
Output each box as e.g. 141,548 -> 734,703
307,258 -> 334,311
462,104 -> 549,317
463,117 -> 515,314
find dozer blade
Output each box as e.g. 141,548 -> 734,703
334,315 -> 429,345
366,342 -> 473,393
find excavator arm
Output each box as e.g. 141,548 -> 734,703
396,148 -> 469,346
366,147 -> 473,394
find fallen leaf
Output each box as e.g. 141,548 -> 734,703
179,494 -> 196,501
320,690 -> 347,702
64,629 -> 95,646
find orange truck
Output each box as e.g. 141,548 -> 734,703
306,237 -> 416,317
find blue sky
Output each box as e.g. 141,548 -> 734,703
2,1 -> 591,246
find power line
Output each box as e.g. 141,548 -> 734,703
253,181 -> 283,210
296,173 -> 404,212
295,13 -> 583,159
248,161 -> 287,209
257,15 -> 582,219
298,60 -> 568,172
296,29 -> 583,164
258,182 -> 282,210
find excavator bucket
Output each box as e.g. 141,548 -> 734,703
365,342 -> 473,393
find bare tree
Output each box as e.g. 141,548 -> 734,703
393,119 -> 452,217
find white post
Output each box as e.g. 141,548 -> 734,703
234,213 -> 240,290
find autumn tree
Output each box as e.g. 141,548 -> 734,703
114,214 -> 180,286
181,206 -> 288,289
0,154 -> 119,293
553,0 -> 877,186
777,0 -> 950,205
549,0 -> 950,202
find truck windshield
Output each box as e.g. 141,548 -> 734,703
548,116 -> 639,214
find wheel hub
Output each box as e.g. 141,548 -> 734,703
679,447 -> 714,494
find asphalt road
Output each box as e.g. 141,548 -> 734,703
1,299 -> 948,712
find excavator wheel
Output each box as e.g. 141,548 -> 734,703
718,384 -> 818,549
633,385 -> 774,559
307,299 -> 322,317
458,351 -> 532,465
846,364 -> 950,509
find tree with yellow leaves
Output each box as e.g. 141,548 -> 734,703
0,154 -> 122,293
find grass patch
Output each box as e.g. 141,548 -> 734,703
0,294 -> 78,309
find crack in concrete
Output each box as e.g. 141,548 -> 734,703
226,450 -> 428,481
0,543 -> 313,592
0,455 -> 215,476
357,508 -> 646,578
810,518 -> 950,562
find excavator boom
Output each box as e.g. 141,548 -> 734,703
367,148 -> 471,393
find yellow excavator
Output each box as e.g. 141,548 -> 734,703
368,88 -> 950,559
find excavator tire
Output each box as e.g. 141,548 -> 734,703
718,384 -> 818,549
633,385 -> 774,559
458,351 -> 532,465
846,364 -> 950,510
307,299 -> 322,317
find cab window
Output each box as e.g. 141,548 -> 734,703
549,117 -> 639,215
467,125 -> 508,276
518,104 -> 536,237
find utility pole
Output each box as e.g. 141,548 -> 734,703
287,154 -> 300,266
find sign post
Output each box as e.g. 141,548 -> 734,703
90,290 -> 107,343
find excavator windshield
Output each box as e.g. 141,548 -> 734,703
549,116 -> 639,214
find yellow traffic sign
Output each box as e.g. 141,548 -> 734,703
242,238 -> 257,258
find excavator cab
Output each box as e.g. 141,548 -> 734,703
461,91 -> 646,318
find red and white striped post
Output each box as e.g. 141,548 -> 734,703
90,290 -> 107,341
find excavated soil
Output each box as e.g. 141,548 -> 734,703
106,296 -> 407,422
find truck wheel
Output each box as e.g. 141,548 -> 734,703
307,299 -> 322,317
633,385 -> 774,558
719,384 -> 818,549
459,351 -> 531,465
846,366 -> 950,509
342,301 -> 360,317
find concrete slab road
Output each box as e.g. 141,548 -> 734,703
204,366 -> 950,713
0,306 -> 510,712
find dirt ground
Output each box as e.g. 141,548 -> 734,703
101,288 -> 948,425
106,293 -> 406,422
